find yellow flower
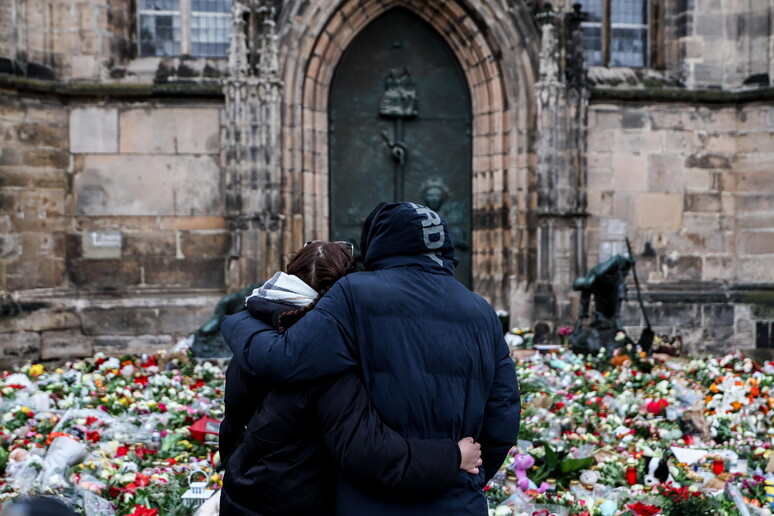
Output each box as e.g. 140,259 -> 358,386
20,406 -> 30,414
210,473 -> 221,483
29,364 -> 44,377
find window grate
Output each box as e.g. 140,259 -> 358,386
579,0 -> 648,68
138,0 -> 231,58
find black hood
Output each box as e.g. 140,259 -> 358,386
359,202 -> 456,274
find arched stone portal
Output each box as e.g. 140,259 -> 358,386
328,8 -> 473,285
275,0 -> 540,312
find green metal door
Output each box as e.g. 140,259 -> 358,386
329,8 -> 473,286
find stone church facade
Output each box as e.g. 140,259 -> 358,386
0,0 -> 773,365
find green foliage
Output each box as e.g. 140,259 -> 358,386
530,441 -> 594,485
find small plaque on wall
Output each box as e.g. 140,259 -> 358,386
82,231 -> 122,259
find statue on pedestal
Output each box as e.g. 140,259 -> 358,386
569,254 -> 635,355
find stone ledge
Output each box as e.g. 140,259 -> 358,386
591,86 -> 774,104
0,73 -> 224,100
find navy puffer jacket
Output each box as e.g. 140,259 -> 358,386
223,202 -> 521,516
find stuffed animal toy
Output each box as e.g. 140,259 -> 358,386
512,454 -> 550,493
643,456 -> 675,487
578,469 -> 600,490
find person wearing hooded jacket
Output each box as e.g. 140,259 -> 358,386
220,241 -> 483,516
222,202 -> 521,516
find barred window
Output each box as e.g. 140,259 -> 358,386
581,0 -> 649,67
138,0 -> 231,58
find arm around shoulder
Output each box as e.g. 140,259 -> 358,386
221,282 -> 358,382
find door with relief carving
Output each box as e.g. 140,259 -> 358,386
328,7 -> 472,286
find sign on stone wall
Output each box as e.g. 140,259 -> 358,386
599,218 -> 627,262
82,231 -> 122,259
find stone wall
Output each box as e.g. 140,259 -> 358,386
586,98 -> 774,353
0,91 -> 228,368
669,0 -> 774,88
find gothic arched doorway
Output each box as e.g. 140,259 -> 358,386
328,8 -> 473,286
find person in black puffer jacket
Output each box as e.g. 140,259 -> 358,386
223,203 -> 521,516
219,241 -> 483,516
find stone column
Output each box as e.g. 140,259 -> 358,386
533,4 -> 589,324
223,1 -> 283,290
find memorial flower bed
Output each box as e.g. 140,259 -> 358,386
0,349 -> 224,515
0,336 -> 772,516
489,330 -> 774,516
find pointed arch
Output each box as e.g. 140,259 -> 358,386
276,0 -> 538,308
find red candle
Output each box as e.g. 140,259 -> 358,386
713,459 -> 724,475
626,466 -> 638,485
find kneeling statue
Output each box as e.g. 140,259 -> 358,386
570,254 -> 635,355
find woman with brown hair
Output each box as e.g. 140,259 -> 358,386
219,241 -> 481,516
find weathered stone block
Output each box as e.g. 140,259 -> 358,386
93,335 -> 174,356
179,231 -> 230,258
6,259 -> 66,290
620,110 -> 647,129
142,257 -> 226,288
648,303 -> 700,327
70,55 -> 97,80
75,155 -> 221,216
157,305 -> 213,335
123,230 -> 176,256
684,192 -> 721,212
736,170 -> 774,192
0,168 -> 68,189
159,217 -> 227,230
0,332 -> 41,369
18,310 -> 80,332
735,257 -> 774,282
739,232 -> 774,255
0,147 -> 22,166
738,212 -> 774,230
685,153 -> 731,169
0,234 -> 20,259
41,330 -> 94,359
67,258 -> 141,290
612,153 -> 647,192
70,107 -> 118,153
81,307 -> 161,336
15,122 -> 68,148
119,108 -> 220,154
636,193 -> 683,230
661,255 -> 702,281
703,304 -> 734,326
647,155 -> 684,193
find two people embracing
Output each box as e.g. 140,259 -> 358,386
219,202 -> 521,515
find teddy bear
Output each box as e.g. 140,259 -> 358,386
512,454 -> 550,493
578,469 -> 599,491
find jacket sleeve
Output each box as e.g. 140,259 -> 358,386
314,372 -> 460,499
222,280 -> 358,382
479,327 -> 521,481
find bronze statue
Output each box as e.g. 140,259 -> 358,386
191,282 -> 263,357
420,177 -> 469,251
569,254 -> 635,355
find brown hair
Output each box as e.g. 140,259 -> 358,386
277,241 -> 355,331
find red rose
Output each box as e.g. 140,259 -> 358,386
134,376 -> 149,387
116,446 -> 129,457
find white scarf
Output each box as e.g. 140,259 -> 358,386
245,271 -> 317,307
